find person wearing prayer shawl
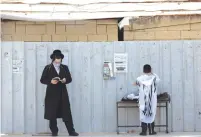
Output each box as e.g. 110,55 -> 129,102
134,64 -> 160,136
40,50 -> 79,136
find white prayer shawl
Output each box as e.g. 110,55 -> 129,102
137,73 -> 160,123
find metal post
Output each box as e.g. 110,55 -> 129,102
116,102 -> 119,134
166,102 -> 169,133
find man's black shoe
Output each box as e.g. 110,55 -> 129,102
139,132 -> 147,136
52,133 -> 58,136
69,131 -> 79,136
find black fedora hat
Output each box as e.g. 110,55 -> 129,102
50,50 -> 64,59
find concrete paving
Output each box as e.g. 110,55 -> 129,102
1,132 -> 201,137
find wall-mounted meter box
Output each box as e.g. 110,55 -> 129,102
103,61 -> 114,80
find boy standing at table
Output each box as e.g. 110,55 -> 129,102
134,64 -> 160,136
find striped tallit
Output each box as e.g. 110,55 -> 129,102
137,73 -> 160,124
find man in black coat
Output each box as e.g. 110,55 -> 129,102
40,50 -> 79,136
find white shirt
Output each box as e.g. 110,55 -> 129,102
53,63 -> 60,74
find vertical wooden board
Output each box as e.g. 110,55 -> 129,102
137,42 -> 156,131
47,43 -> 65,133
182,41 -> 195,131
58,43 -> 72,101
1,42 -> 13,133
59,42 -> 73,133
194,41 -> 201,131
149,41 -> 161,132
126,42 -> 138,94
131,41 -> 143,131
70,43 -> 82,132
0,42 -> 2,134
44,42 -> 56,133
50,42 -> 71,133
171,41 -> 184,132
159,41 -> 164,118
149,42 -> 161,92
125,42 -> 140,132
12,42 -> 25,133
114,42 -> 127,133
103,42 -> 117,132
139,42 -> 151,70
24,43 -> 37,134
160,41 -> 172,132
45,43 -> 54,132
66,43 -> 81,133
36,43 -> 48,133
79,43 -> 92,132
46,42 -> 58,133
91,43 -> 104,132
134,42 -> 142,77
47,42 -> 54,64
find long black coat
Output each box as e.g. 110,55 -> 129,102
40,64 -> 72,121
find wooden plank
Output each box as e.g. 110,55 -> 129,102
158,42 -> 164,132
44,43 -> 54,133
183,41 -> 195,132
1,42 -> 13,133
149,41 -> 162,132
126,42 -> 140,132
79,43 -> 92,132
44,42 -> 56,133
160,41 -> 172,132
138,42 -> 156,132
70,43 -> 82,132
90,43 -> 104,132
75,44 -> 92,132
128,42 -> 142,86
46,42 -> 53,64
58,43 -> 71,101
59,42 -> 73,133
12,42 -> 25,133
114,42 -> 127,133
133,42 -> 141,77
47,43 -> 64,133
103,42 -> 117,132
124,42 -> 130,134
24,43 -> 37,133
36,43 -> 48,133
139,42 -> 151,70
194,40 -> 201,131
0,41 -> 2,134
171,41 -> 184,132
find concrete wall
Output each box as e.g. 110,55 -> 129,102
1,19 -> 118,42
124,15 -> 201,40
1,41 -> 201,134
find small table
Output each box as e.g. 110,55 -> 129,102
116,99 -> 169,134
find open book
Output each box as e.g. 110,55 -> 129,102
52,77 -> 62,81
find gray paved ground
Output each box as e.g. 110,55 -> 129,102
1,132 -> 201,137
